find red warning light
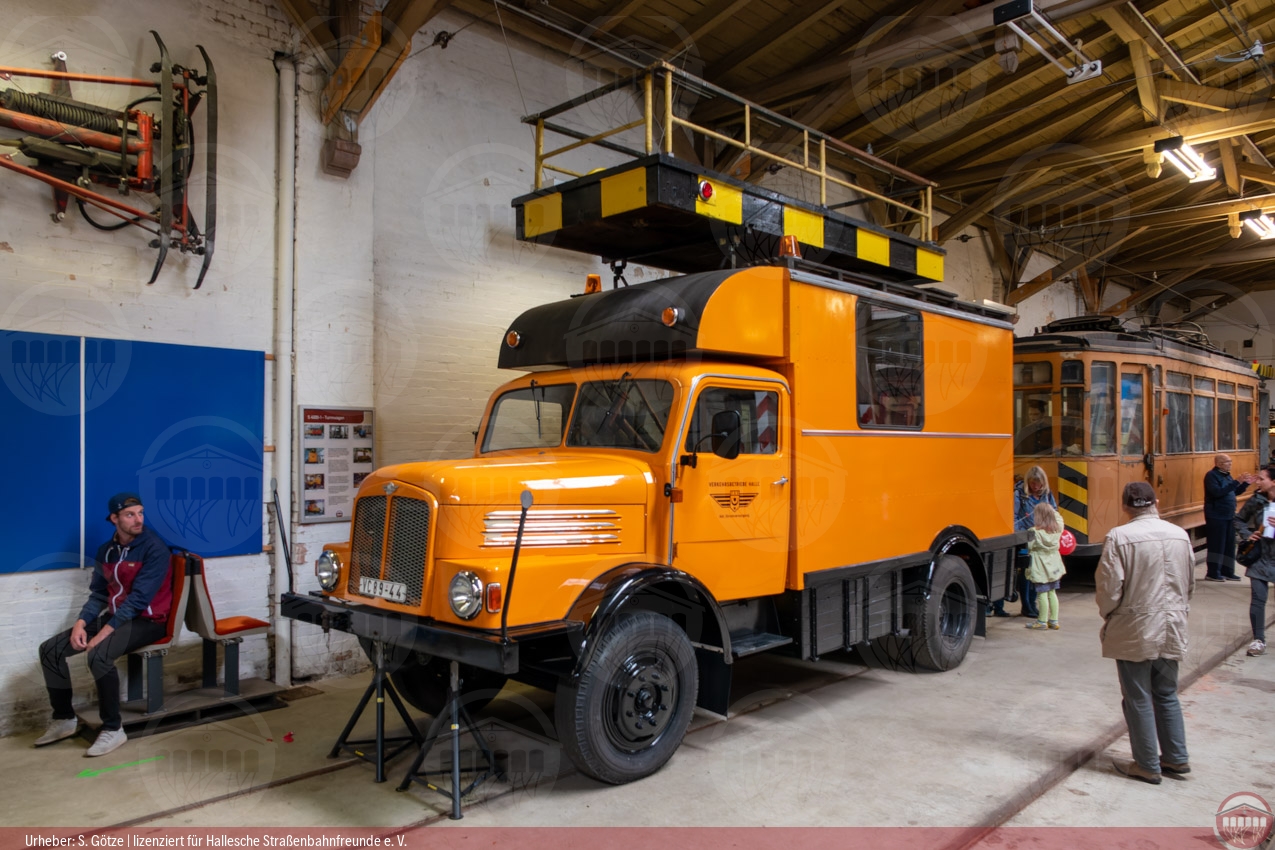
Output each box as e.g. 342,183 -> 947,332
698,180 -> 713,201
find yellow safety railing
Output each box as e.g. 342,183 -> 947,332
524,61 -> 935,239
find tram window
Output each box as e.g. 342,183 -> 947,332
1121,373 -> 1145,456
1238,401 -> 1254,450
1218,398 -> 1236,451
1014,391 -> 1053,455
856,302 -> 923,430
1238,384 -> 1254,399
1060,361 -> 1083,384
1194,376 -> 1215,394
1013,362 -> 1051,385
1091,361 -> 1117,455
1059,387 -> 1085,455
1167,371 -> 1190,390
1219,381 -> 1235,396
1166,392 -> 1191,454
1193,395 -> 1215,452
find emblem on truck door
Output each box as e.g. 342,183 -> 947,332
711,490 -> 757,512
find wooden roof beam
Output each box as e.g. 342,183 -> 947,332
1157,80 -> 1268,112
1100,267 -> 1200,316
277,0 -> 338,71
705,0 -> 852,81
936,99 -> 1275,189
1005,226 -> 1148,305
934,169 -> 1054,244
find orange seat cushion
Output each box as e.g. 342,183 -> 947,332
213,615 -> 269,636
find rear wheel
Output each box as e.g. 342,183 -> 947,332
358,638 -> 507,717
908,555 -> 977,671
554,611 -> 697,785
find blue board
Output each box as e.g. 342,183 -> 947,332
85,340 -> 264,560
0,332 -> 264,572
0,332 -> 82,573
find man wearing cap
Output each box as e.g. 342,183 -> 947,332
35,493 -> 172,757
1096,481 -> 1194,785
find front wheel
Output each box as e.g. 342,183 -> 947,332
554,611 -> 698,785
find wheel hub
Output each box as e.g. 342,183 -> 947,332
606,651 -> 677,751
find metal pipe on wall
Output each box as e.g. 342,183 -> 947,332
272,55 -> 297,688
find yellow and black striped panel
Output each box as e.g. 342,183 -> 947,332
1057,461 -> 1089,543
512,155 -> 944,282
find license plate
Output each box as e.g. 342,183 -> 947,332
359,577 -> 408,603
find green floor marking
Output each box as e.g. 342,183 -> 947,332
78,756 -> 165,778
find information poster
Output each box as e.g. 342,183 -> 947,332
298,406 -> 374,524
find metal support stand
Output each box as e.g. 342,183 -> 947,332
127,648 -> 168,714
329,641 -> 424,782
396,660 -> 497,819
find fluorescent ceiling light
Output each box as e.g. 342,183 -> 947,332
1240,209 -> 1275,239
1153,136 -> 1216,183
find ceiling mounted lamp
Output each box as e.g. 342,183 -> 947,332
1153,136 -> 1216,183
1239,209 -> 1275,239
993,0 -> 1102,84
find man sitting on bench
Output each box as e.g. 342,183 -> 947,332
36,492 -> 172,757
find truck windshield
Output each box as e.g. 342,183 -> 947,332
567,376 -> 674,452
482,383 -> 577,451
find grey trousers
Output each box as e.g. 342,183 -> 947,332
1116,658 -> 1189,772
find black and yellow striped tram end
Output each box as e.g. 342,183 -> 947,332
1057,461 -> 1089,544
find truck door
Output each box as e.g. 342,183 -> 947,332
672,381 -> 791,601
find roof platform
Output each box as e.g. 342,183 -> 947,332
512,154 -> 945,282
510,62 -> 944,283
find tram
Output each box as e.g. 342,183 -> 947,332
1013,316 -> 1269,558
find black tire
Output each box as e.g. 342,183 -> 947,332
554,611 -> 698,785
908,555 -> 978,671
357,638 -> 507,717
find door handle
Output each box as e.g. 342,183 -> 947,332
773,476 -> 789,485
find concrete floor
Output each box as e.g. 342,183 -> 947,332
4,558 -> 1272,839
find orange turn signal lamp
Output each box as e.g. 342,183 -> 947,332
485,582 -> 502,613
506,331 -> 522,348
662,307 -> 682,327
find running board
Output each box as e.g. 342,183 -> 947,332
730,632 -> 793,658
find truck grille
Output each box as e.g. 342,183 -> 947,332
347,495 -> 429,607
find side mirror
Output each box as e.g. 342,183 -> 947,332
710,410 -> 742,460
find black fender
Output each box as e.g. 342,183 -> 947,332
565,563 -> 733,716
924,525 -> 987,600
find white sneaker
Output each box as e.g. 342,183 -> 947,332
34,718 -> 79,747
1248,640 -> 1267,657
85,728 -> 127,757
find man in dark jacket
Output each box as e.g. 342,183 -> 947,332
36,493 -> 172,757
1204,454 -> 1253,582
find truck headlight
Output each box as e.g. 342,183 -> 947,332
449,571 -> 483,620
315,550 -> 341,590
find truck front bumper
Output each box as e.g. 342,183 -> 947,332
281,591 -> 521,675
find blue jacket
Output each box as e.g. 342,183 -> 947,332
1204,467 -> 1248,521
1014,482 -> 1058,554
78,526 -> 172,629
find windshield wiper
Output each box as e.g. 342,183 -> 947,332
531,379 -> 542,440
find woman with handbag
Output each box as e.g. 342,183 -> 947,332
1233,466 -> 1275,657
1014,466 -> 1058,619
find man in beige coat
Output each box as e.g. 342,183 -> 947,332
1095,481 -> 1194,785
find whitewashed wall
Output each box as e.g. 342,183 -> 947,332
0,0 -> 376,734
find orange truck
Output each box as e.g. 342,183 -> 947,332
282,258 -> 1021,784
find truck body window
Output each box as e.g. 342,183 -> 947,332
567,378 -> 674,452
483,384 -> 577,451
857,301 -> 923,429
685,387 -> 779,454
